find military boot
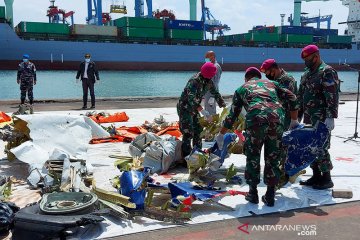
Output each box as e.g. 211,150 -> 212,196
245,185 -> 259,204
313,171 -> 334,190
262,186 -> 275,207
299,167 -> 321,186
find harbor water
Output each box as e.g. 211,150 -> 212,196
0,70 -> 358,100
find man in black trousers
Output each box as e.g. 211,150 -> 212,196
76,53 -> 100,109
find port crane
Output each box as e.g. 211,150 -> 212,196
153,9 -> 176,20
200,0 -> 230,40
3,0 -> 13,27
300,13 -> 333,29
87,0 -> 127,25
291,0 -> 332,26
47,0 -> 75,25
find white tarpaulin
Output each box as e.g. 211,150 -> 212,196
10,114 -> 109,165
1,104 -> 360,239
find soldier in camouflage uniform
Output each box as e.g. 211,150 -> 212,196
17,54 -> 37,106
260,59 -> 297,129
297,45 -> 339,190
260,59 -> 298,188
177,62 -> 226,158
216,67 -> 299,207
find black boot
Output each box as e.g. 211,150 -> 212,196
245,185 -> 259,204
262,186 -> 275,207
299,167 -> 321,186
313,171 -> 334,190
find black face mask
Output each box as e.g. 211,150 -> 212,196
266,74 -> 275,80
305,56 -> 316,69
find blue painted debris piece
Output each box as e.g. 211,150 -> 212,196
282,122 -> 330,177
120,170 -> 147,210
209,133 -> 237,165
168,182 -> 226,201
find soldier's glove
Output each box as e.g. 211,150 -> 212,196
324,118 -> 335,131
289,119 -> 300,130
215,133 -> 225,150
200,109 -> 212,122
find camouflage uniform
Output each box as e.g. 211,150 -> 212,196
223,79 -> 297,186
275,69 -> 297,129
17,61 -> 37,104
177,73 -> 226,157
297,61 -> 339,173
274,69 -> 297,186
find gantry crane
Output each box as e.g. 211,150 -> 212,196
134,0 -> 152,18
200,0 -> 230,40
87,0 -> 127,25
291,0 -> 331,26
47,0 -> 75,25
300,13 -> 332,29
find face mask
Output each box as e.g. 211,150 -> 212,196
23,59 -> 29,63
85,58 -> 91,63
265,69 -> 276,80
266,73 -> 275,80
205,58 -> 211,63
305,56 -> 316,69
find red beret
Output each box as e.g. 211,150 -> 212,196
301,44 -> 319,58
260,59 -> 276,72
201,62 -> 217,79
245,67 -> 262,78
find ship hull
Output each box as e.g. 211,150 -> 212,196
1,23 -> 359,71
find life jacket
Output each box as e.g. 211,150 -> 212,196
89,135 -> 132,144
116,126 -> 148,140
0,112 -> 11,123
90,112 -> 129,124
156,123 -> 182,139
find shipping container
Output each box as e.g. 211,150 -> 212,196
251,33 -> 281,42
313,36 -> 324,43
114,17 -> 163,29
252,26 -> 279,34
0,6 -> 5,19
243,33 -> 252,41
72,24 -> 118,36
281,34 -> 313,43
279,26 -> 314,35
313,28 -> 338,36
326,35 -> 352,44
165,19 -> 203,30
167,29 -> 203,40
120,27 -> 164,38
17,22 -> 70,35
